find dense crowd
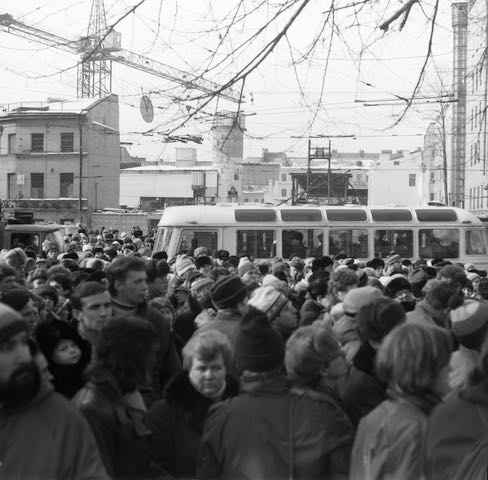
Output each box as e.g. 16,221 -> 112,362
1,226 -> 488,479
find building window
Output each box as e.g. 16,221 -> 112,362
281,189 -> 287,197
60,173 -> 74,197
281,173 -> 287,181
244,198 -> 249,203
31,133 -> 44,153
234,173 -> 239,180
61,132 -> 74,152
430,193 -> 434,201
408,174 -> 416,187
8,134 -> 16,154
31,173 -> 44,198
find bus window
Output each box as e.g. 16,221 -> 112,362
466,230 -> 487,255
237,230 -> 275,258
178,230 -> 218,257
282,229 -> 322,259
374,230 -> 413,258
419,229 -> 459,258
329,229 -> 368,258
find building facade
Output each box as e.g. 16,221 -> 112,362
0,95 -> 120,223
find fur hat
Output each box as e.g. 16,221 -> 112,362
210,275 -> 248,309
0,304 -> 28,345
216,249 -> 230,260
383,274 -> 411,298
195,256 -> 212,270
1,289 -> 32,312
35,319 -> 84,363
449,298 -> 488,349
33,284 -> 59,306
235,307 -> 285,373
342,286 -> 383,315
285,324 -> 341,382
248,286 -> 288,321
193,247 -> 209,258
174,255 -> 196,277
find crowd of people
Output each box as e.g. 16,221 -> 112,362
1,226 -> 488,479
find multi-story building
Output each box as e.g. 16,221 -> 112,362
0,95 -> 120,223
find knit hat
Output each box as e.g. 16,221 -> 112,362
450,298 -> 488,349
1,289 -> 32,312
285,324 -> 341,381
190,277 -> 215,296
238,257 -> 257,277
383,274 -> 411,298
234,307 -> 285,373
35,319 -> 83,362
174,255 -> 196,277
248,286 -> 288,321
193,247 -> 209,258
342,286 -> 383,315
210,275 -> 248,309
385,253 -> 402,268
0,304 -> 28,345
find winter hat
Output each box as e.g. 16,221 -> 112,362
285,324 -> 341,382
467,272 -> 481,283
342,286 -> 383,316
238,257 -> 256,277
234,307 -> 285,373
216,250 -> 230,260
82,245 -> 93,252
408,268 -> 429,298
248,286 -> 288,321
31,268 -> 48,282
190,277 -> 215,296
0,304 -> 28,345
385,253 -> 402,268
210,275 -> 248,309
383,274 -> 411,298
33,285 -> 59,306
272,261 -> 289,275
1,289 -> 31,312
193,247 -> 209,258
174,255 -> 196,277
465,263 -> 477,273
194,256 -> 212,270
35,319 -> 83,362
262,274 -> 283,289
449,297 -> 488,349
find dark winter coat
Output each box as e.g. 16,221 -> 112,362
343,341 -> 387,428
111,299 -> 182,407
197,374 -> 354,480
299,298 -> 325,326
424,389 -> 488,480
145,371 -> 239,479
72,378 -> 159,480
0,381 -> 108,480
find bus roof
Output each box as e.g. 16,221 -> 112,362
158,205 -> 483,226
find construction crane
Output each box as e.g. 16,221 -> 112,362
0,1 -> 241,102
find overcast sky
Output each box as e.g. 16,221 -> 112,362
0,0 -> 452,162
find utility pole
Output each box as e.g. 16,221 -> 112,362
306,139 -> 311,201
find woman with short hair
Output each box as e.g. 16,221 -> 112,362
145,330 -> 239,479
350,322 -> 452,480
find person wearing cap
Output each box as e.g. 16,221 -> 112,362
192,277 -> 217,328
382,253 -> 404,278
197,307 -> 354,479
0,304 -> 108,479
447,294 -> 488,393
198,275 -> 249,349
215,249 -> 230,267
383,273 -> 417,313
106,256 -> 181,407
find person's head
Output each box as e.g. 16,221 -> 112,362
3,247 -> 28,277
190,277 -> 215,309
148,297 -> 176,326
356,296 -> 406,349
145,260 -> 170,299
307,271 -> 330,302
0,265 -> 18,297
377,323 -> 452,399
210,275 -> 249,314
383,274 -> 416,312
106,256 -> 148,306
1,289 -> 39,332
90,316 -> 157,393
0,304 -> 40,410
182,330 -> 232,399
285,324 -> 346,386
29,268 -> 48,289
234,307 -> 285,375
46,244 -> 59,260
438,265 -> 467,294
342,286 -> 383,317
423,279 -> 457,311
467,272 -> 482,293
366,258 -> 385,278
384,253 -> 403,275
329,268 -> 358,301
449,296 -> 488,351
248,286 -> 297,339
174,254 -> 196,279
71,282 -> 112,344
35,320 -> 83,367
32,285 -> 59,311
48,273 -> 72,299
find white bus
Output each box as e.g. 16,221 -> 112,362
153,204 -> 488,268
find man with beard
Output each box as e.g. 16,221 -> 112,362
0,303 -> 108,479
